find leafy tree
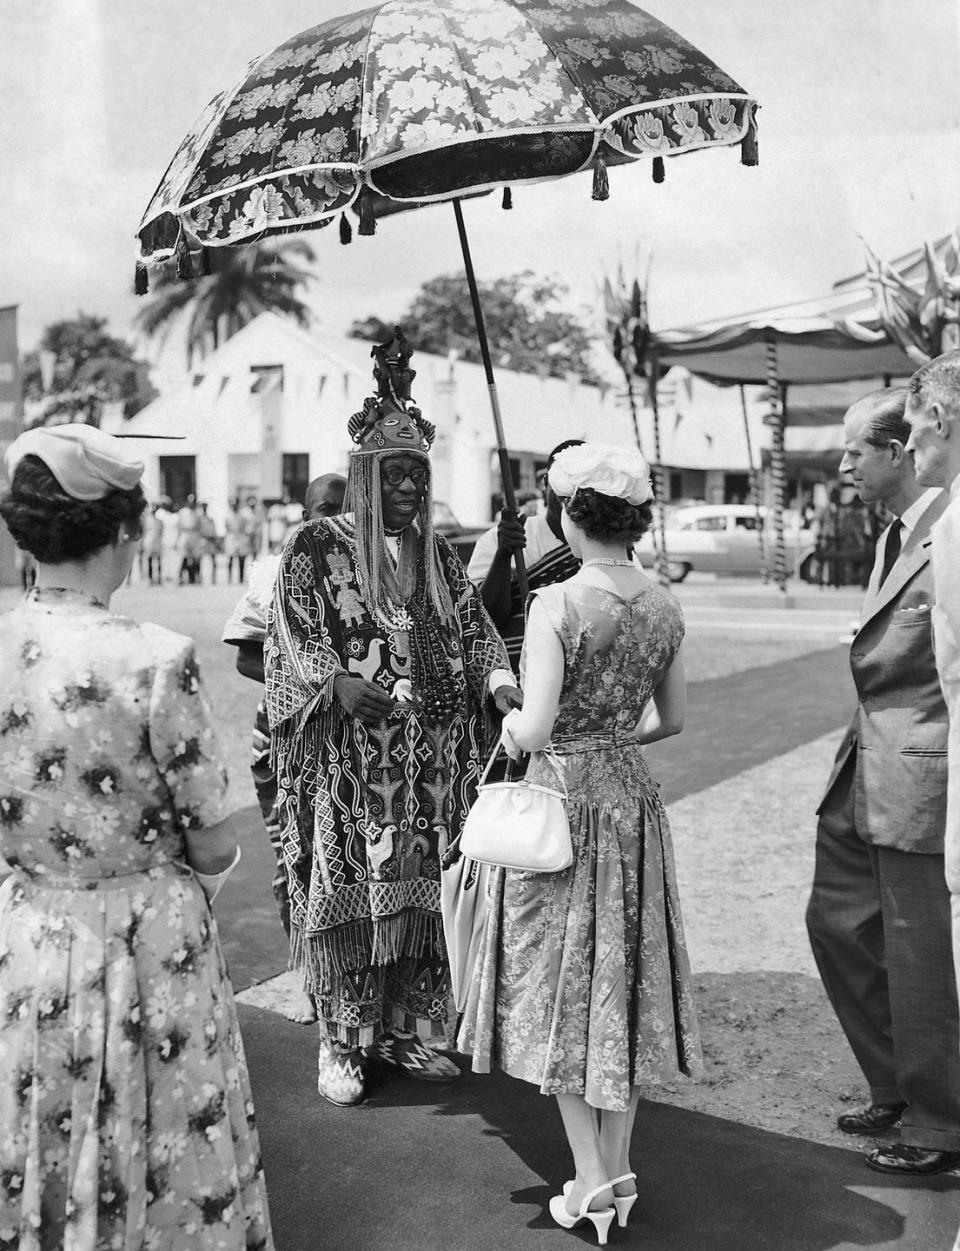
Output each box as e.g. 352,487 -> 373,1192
20,313 -> 156,427
350,271 -> 599,383
135,240 -> 316,367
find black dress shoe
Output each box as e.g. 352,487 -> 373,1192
837,1102 -> 907,1135
865,1144 -> 960,1175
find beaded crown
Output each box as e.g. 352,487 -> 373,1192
347,329 -> 436,454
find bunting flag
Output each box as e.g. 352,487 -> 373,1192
865,238 -> 960,363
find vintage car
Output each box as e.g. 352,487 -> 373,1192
634,503 -> 816,582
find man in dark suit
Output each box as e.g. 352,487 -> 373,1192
806,386 -> 960,1174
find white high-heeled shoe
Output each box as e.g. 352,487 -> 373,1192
608,1172 -> 638,1227
549,1182 -> 616,1246
564,1171 -> 637,1228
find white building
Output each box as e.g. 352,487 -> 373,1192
107,311 -> 799,526
107,312 -> 645,526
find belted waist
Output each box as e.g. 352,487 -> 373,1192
10,860 -> 192,893
551,732 -> 637,756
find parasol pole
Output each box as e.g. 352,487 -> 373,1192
452,198 -> 528,600
739,384 -> 768,582
765,333 -> 788,596
647,346 -> 671,588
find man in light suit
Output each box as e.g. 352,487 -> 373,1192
905,351 -> 960,1004
806,386 -> 960,1175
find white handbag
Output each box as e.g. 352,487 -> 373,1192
459,746 -> 573,873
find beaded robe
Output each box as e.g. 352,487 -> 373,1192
264,514 -> 509,1029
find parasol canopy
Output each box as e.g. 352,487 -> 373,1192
654,316 -> 915,386
652,312 -> 915,593
137,0 -> 758,262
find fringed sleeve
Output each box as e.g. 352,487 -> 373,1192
264,524 -> 346,758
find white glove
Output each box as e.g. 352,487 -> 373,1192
499,708 -> 523,761
193,846 -> 242,903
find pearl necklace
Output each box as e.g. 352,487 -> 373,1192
582,557 -> 634,569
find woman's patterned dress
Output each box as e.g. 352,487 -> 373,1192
0,588 -> 272,1250
459,579 -> 703,1111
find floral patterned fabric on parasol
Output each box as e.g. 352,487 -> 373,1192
138,0 -> 758,262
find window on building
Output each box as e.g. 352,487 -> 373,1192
724,472 -> 751,504
250,364 -> 284,393
283,453 -> 310,504
669,471 -> 683,501
159,456 -> 196,507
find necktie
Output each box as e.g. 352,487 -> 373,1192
878,518 -> 903,587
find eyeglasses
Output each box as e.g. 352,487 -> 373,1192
381,464 -> 428,487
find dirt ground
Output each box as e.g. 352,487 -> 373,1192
646,730 -> 888,1155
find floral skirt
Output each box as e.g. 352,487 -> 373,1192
0,864 -> 273,1250
457,748 -> 703,1111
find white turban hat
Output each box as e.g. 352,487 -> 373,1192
5,424 -> 144,501
549,442 -> 652,506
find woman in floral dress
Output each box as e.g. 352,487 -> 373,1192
0,424 -> 272,1250
459,444 -> 701,1245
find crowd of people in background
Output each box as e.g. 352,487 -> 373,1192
132,491 -> 312,587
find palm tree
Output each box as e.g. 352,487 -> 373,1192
135,240 -> 316,366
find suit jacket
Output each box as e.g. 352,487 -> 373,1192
819,491 -> 950,853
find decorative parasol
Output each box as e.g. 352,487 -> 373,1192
137,0 -> 759,591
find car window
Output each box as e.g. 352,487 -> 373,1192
693,516 -> 727,531
734,515 -> 761,531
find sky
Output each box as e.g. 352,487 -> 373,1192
2,0 -> 960,377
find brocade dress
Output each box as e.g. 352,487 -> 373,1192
0,588 -> 272,1250
458,579 -> 703,1110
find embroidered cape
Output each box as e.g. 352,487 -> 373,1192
264,515 -> 509,989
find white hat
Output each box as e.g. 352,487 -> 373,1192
549,442 -> 652,506
6,423 -> 144,500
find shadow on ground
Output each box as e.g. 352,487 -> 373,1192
239,1003 -> 959,1251
647,644 -> 853,804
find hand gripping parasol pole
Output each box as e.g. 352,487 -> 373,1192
453,198 -> 528,600
765,334 -> 788,595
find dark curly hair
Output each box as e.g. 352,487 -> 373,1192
563,487 -> 653,544
0,454 -> 146,563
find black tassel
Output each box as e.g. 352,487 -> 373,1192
591,151 -> 609,202
653,156 -> 665,184
357,187 -> 376,236
134,263 -> 149,296
502,186 -> 512,210
175,237 -> 193,280
741,111 -> 758,166
339,213 -> 353,245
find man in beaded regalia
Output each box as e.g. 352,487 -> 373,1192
265,332 -> 519,1106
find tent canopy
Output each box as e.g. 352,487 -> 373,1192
654,317 -> 915,386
